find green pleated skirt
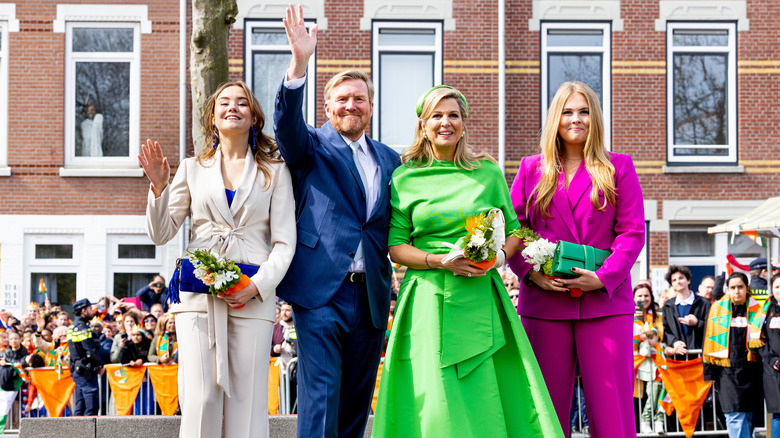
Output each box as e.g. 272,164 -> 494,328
372,269 -> 563,438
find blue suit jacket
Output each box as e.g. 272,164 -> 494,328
274,80 -> 401,329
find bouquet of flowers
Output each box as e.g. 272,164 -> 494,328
187,249 -> 251,309
511,228 -> 556,276
511,228 -> 583,297
461,209 -> 505,269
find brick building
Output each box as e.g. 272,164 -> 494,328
1,0 -> 777,316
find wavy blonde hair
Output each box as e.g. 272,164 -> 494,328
401,87 -> 494,169
198,81 -> 281,188
530,81 -> 615,218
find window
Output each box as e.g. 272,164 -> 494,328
25,235 -> 82,312
64,23 -> 140,168
666,22 -> 737,164
244,20 -> 316,136
108,234 -> 162,299
372,22 -> 442,151
0,1 -> 18,176
541,22 -> 611,148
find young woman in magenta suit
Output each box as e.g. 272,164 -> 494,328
508,81 -> 645,437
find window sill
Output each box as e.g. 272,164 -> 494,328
0,167 -> 10,176
59,168 -> 145,177
662,165 -> 744,174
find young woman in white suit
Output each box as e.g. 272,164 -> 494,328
139,81 -> 296,438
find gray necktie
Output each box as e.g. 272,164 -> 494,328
350,141 -> 367,263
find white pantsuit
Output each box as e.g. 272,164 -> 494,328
146,149 -> 296,438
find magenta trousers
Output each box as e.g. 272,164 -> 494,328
522,315 -> 636,438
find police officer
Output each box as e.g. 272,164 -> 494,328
67,298 -> 103,416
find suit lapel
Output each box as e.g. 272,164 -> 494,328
321,122 -> 367,200
550,171 -> 581,243
568,160 -> 593,209
207,149 -> 237,228
228,148 -> 258,216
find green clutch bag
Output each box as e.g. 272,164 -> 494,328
549,241 -> 612,278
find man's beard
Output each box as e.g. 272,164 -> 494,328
331,113 -> 367,138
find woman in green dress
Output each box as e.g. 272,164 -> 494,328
372,86 -> 562,438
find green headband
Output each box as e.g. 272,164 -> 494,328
415,85 -> 469,119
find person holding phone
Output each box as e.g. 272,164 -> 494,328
135,275 -> 168,313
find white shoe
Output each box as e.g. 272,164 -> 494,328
654,421 -> 665,434
640,422 -> 653,434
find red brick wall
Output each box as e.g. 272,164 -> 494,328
5,0 -> 778,269
4,1 -> 181,215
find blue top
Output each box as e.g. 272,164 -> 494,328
225,188 -> 236,207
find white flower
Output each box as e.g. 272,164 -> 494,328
469,233 -> 486,247
193,267 -> 209,280
521,238 -> 556,272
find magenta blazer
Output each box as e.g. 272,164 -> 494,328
507,153 -> 645,320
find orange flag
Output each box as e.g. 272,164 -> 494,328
106,364 -> 147,415
147,364 -> 179,416
268,358 -> 280,415
659,358 -> 713,438
28,368 -> 75,417
371,361 -> 384,412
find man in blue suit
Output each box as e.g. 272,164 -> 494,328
274,6 -> 401,438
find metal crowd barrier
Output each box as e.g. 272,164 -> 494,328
277,357 -> 298,415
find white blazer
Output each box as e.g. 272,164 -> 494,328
145,148 -> 296,395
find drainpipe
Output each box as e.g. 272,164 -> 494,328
498,0 -> 506,175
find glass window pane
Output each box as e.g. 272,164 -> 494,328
379,53 -> 433,146
252,52 -> 306,136
0,33 -> 3,50
72,27 -> 134,52
118,244 -> 156,259
673,54 -> 728,146
35,244 -> 73,259
728,233 -> 765,259
113,272 -> 158,299
31,273 -> 77,313
251,28 -> 288,46
378,29 -> 435,46
548,54 -> 603,105
672,29 -> 728,47
669,225 -> 715,257
75,61 -> 130,157
547,29 -> 603,47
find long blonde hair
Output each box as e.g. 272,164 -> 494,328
401,87 -> 495,170
198,81 -> 280,188
530,81 -> 615,217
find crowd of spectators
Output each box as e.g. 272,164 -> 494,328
499,259 -> 780,438
0,277 -> 181,421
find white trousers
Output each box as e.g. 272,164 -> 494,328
176,311 -> 273,438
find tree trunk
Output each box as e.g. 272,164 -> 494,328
190,0 -> 238,154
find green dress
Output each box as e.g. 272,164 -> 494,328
372,160 -> 563,438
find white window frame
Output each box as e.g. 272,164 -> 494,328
63,21 -> 141,170
540,21 -> 612,149
0,3 -> 18,177
0,20 -> 8,176
666,22 -> 737,164
25,234 -> 83,302
371,21 -> 443,152
244,19 -> 316,128
107,234 -> 162,296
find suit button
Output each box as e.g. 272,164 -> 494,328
587,217 -> 594,224
349,252 -> 355,257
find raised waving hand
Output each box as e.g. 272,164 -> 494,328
283,4 -> 318,80
138,139 -> 170,198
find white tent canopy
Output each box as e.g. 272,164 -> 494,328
708,196 -> 780,235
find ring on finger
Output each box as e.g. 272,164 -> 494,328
468,273 -> 472,277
